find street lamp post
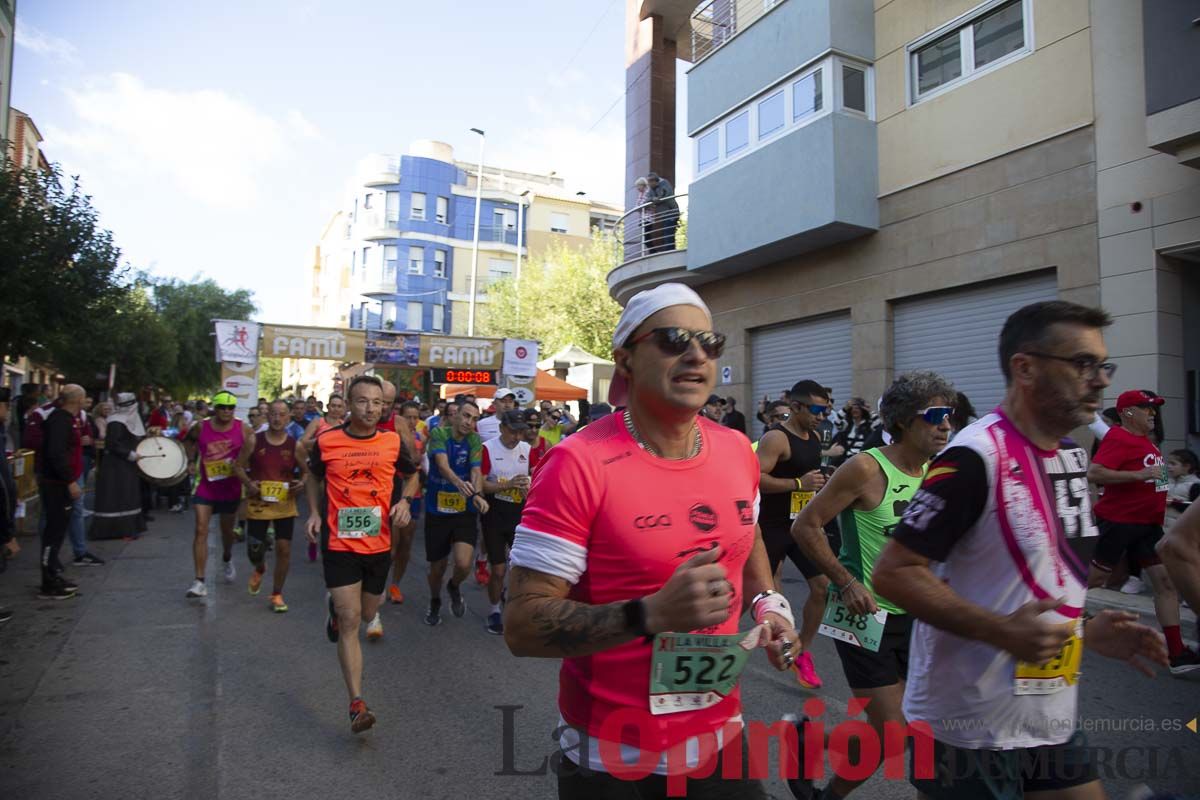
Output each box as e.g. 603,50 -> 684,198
467,127 -> 485,337
516,189 -> 530,327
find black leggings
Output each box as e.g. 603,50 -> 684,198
246,518 -> 295,566
39,482 -> 73,581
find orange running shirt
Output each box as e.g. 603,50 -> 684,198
308,425 -> 415,555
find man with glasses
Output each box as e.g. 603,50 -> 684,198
184,391 -> 255,598
874,301 -> 1167,799
505,283 -> 796,796
304,375 -> 417,733
788,372 -> 955,800
756,379 -> 834,689
1088,389 -> 1199,674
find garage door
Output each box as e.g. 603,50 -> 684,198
750,312 -> 852,437
893,271 -> 1057,414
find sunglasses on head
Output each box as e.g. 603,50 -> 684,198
918,406 -> 954,425
627,327 -> 726,358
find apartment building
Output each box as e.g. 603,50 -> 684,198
614,0 -> 1200,449
0,0 -> 14,143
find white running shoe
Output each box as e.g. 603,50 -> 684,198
1120,576 -> 1144,595
186,580 -> 207,598
222,561 -> 236,583
366,612 -> 383,641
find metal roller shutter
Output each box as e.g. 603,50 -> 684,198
893,271 -> 1057,414
750,312 -> 852,438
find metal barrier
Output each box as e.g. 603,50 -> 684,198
692,0 -> 784,63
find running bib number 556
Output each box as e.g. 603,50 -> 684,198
337,506 -> 382,538
649,631 -> 757,716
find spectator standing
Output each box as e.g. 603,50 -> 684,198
721,396 -> 747,434
634,176 -> 655,255
645,172 -> 679,252
90,393 -> 149,541
833,397 -> 873,464
38,384 -> 87,599
1165,449 -> 1200,532
0,388 -> 19,623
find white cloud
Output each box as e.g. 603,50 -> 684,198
14,20 -> 81,65
47,73 -> 318,210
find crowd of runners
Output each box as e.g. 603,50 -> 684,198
7,283 -> 1200,799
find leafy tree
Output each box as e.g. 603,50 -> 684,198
0,159 -> 129,359
482,233 -> 622,358
257,358 -> 283,399
150,278 -> 256,398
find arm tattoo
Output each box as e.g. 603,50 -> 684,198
530,600 -> 626,655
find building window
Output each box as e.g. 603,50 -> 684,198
793,69 -> 823,121
361,247 -> 370,271
363,193 -> 373,209
410,192 -> 426,220
408,245 -> 423,274
488,258 -> 514,281
382,301 -> 397,327
406,302 -> 422,331
386,191 -> 400,224
725,110 -> 750,156
841,64 -> 866,113
550,212 -> 569,234
697,129 -> 720,172
910,0 -> 1028,102
436,196 -> 448,224
758,91 -> 785,139
433,250 -> 447,278
432,304 -> 444,332
383,245 -> 398,280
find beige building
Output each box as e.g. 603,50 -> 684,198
0,0 -> 13,144
614,0 -> 1200,451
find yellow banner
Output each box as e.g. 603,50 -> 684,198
419,335 -> 503,369
261,325 -> 365,362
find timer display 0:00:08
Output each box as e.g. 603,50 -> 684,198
442,370 -> 496,383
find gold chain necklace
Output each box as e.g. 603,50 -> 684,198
623,410 -> 701,459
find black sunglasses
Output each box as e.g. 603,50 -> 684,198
627,327 -> 726,358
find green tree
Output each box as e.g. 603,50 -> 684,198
151,277 -> 256,397
0,159 -> 129,359
257,358 -> 283,399
482,233 -> 622,358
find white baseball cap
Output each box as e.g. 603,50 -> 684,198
494,387 -> 517,400
608,283 -> 712,406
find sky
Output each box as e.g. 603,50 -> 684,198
11,0 -> 692,324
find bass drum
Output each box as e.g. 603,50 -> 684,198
136,436 -> 189,487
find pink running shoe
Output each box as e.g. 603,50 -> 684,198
794,651 -> 822,689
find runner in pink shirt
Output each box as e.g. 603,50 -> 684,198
505,284 -> 798,797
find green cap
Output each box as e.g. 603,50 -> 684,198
211,391 -> 238,407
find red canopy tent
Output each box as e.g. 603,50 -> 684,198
438,369 -> 587,401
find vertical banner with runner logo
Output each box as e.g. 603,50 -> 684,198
502,339 -> 538,378
219,361 -> 259,420
214,320 -> 261,364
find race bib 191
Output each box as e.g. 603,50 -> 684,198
818,585 -> 887,652
259,480 -> 288,503
336,506 -> 382,539
648,627 -> 765,716
1014,619 -> 1083,696
436,491 -> 467,514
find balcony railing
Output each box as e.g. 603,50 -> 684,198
465,224 -> 520,247
614,193 -> 688,264
691,0 -> 781,63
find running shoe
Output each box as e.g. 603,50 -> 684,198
38,580 -> 77,601
486,612 -> 504,635
57,576 -> 78,591
367,612 -> 383,641
475,559 -> 489,586
1169,647 -> 1200,676
170,502 -> 185,513
325,593 -> 339,642
1120,576 -> 1145,595
423,599 -> 442,626
794,652 -> 822,689
785,716 -> 816,799
447,580 -> 466,618
222,561 -> 236,583
269,593 -> 288,613
0,606 -> 12,624
388,585 -> 404,604
186,579 -> 207,598
248,568 -> 264,596
72,552 -> 105,566
349,698 -> 376,734
307,541 -> 318,562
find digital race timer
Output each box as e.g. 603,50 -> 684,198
432,369 -> 499,385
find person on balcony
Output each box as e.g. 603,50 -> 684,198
646,172 -> 679,253
633,176 -> 655,256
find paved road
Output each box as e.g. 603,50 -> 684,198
2,509 -> 1198,799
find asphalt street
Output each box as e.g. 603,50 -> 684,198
1,507 -> 1198,800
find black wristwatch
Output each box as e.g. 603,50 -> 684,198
623,598 -> 653,640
